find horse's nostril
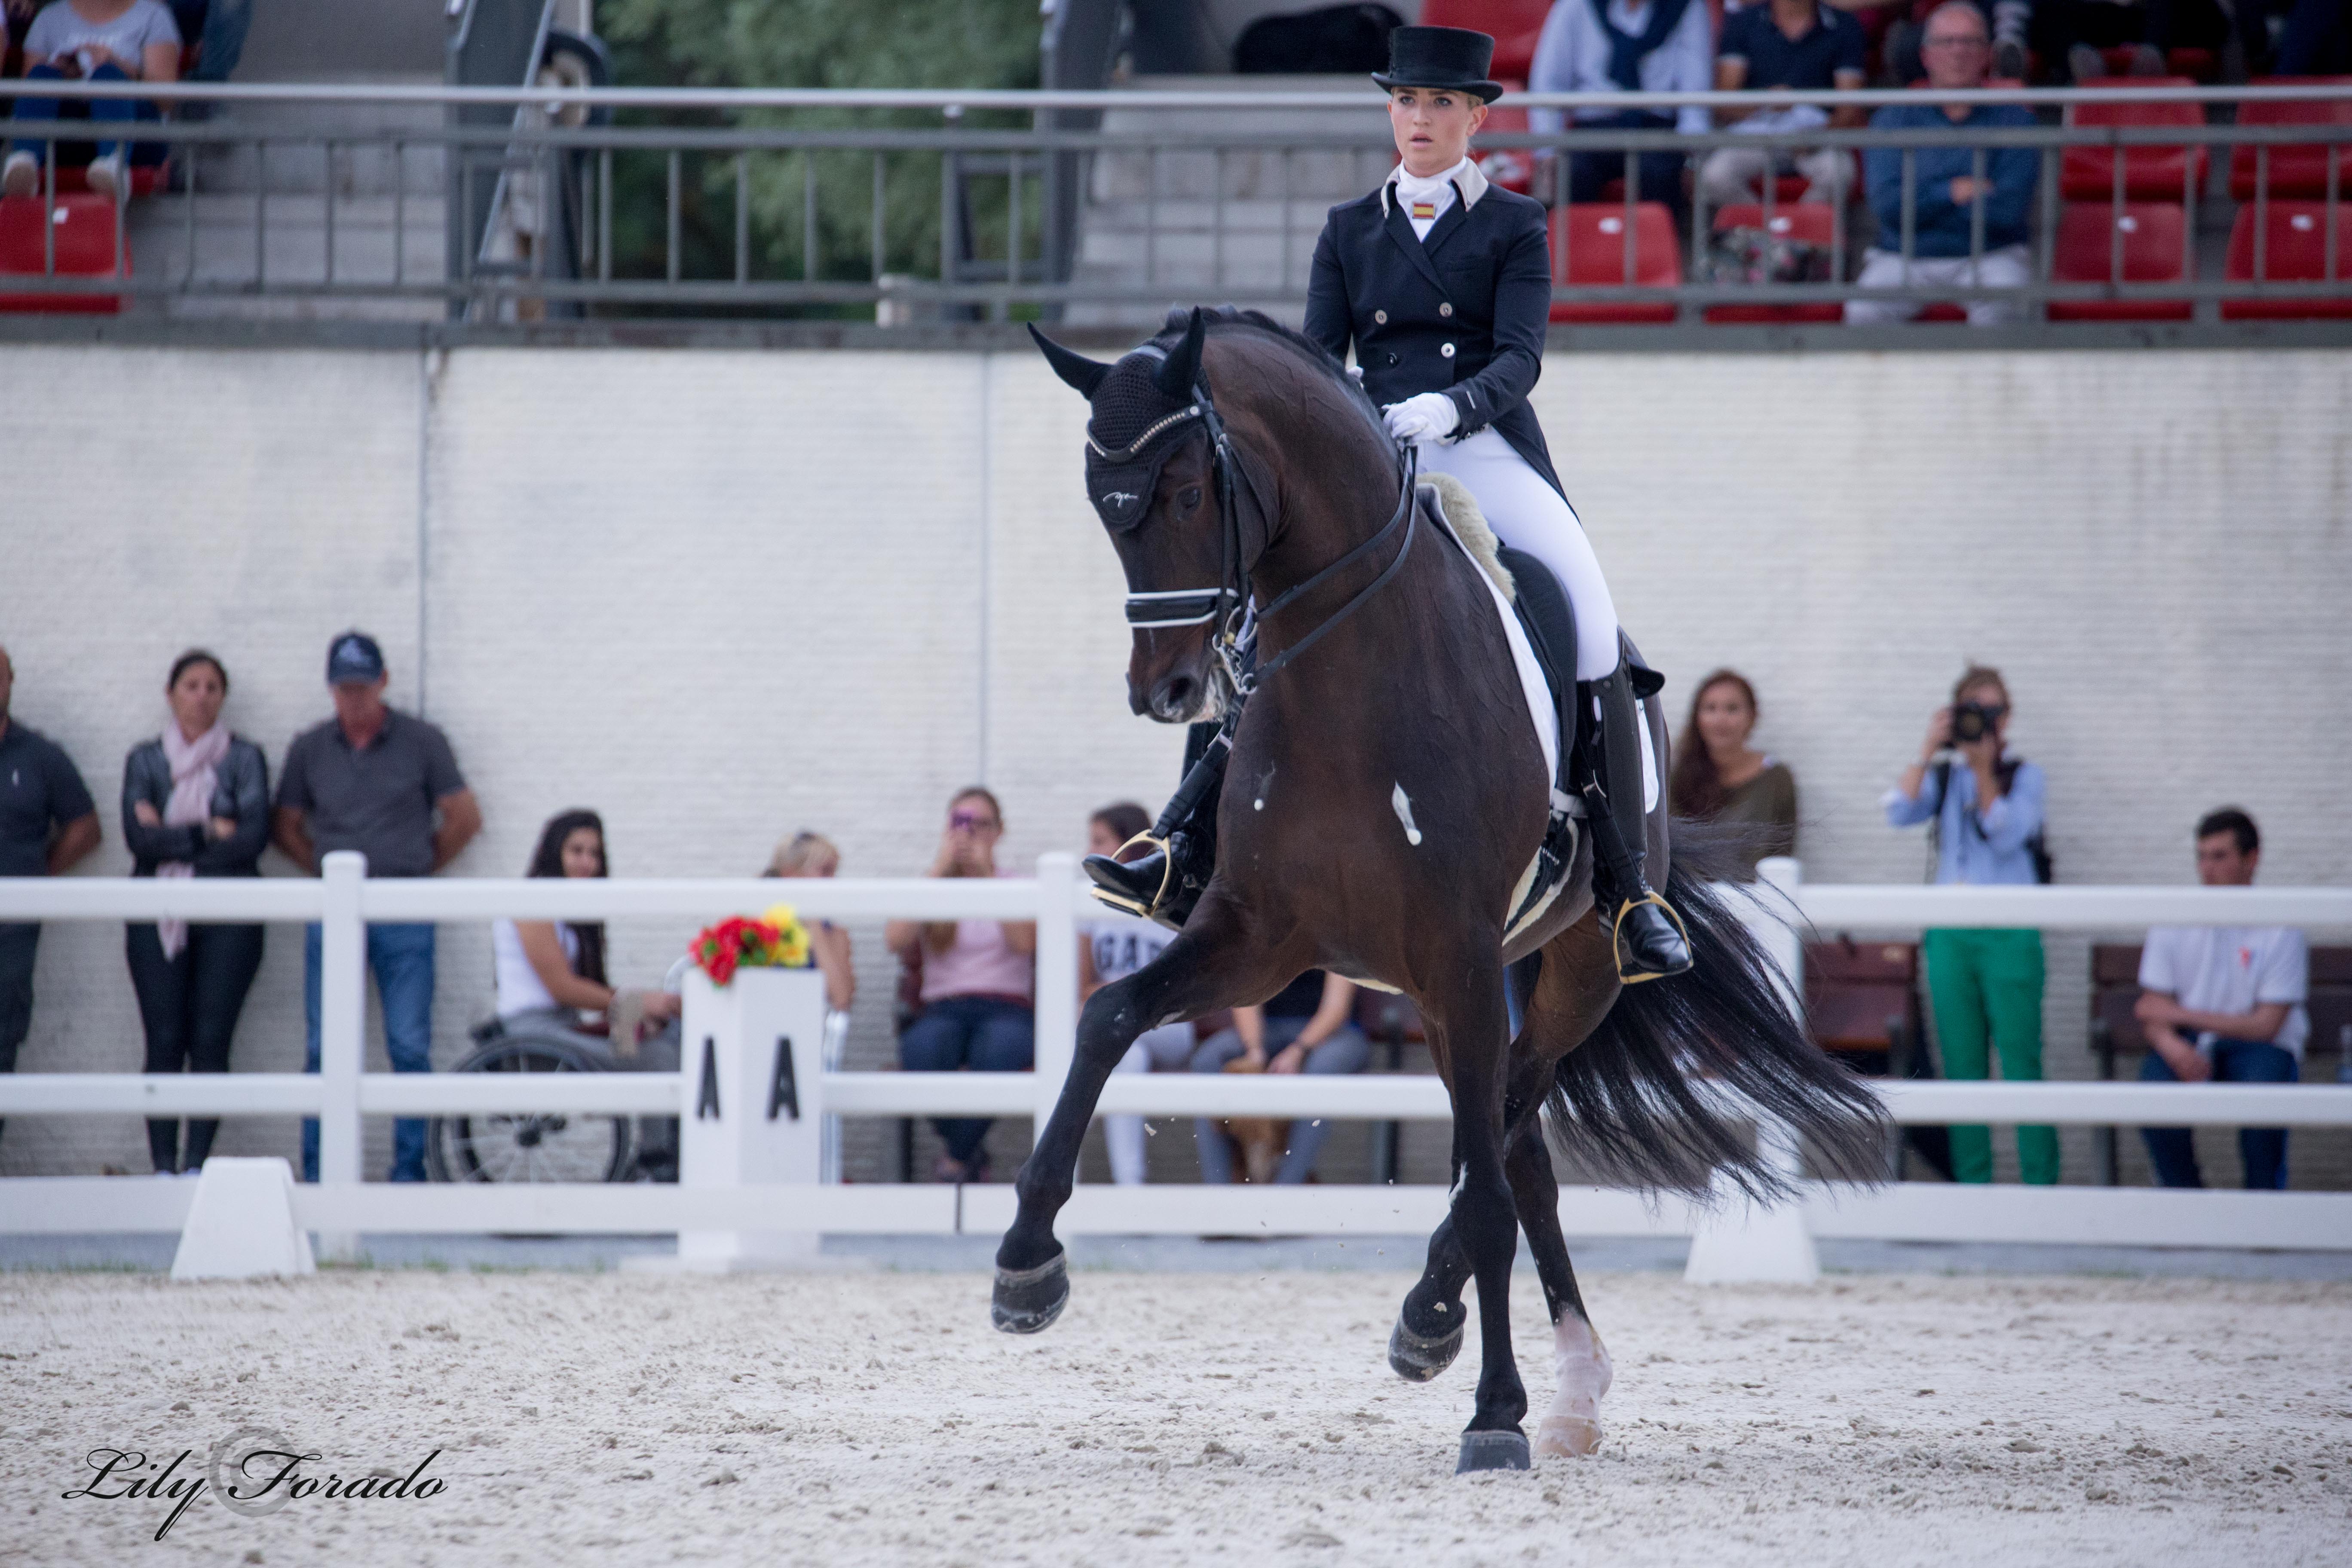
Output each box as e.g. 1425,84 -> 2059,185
1158,677 -> 1197,715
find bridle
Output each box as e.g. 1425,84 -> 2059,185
1109,383 -> 1420,700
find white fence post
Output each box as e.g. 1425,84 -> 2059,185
1685,854 -> 1821,1283
1032,853 -> 1079,1140
314,851 -> 366,1262
671,966 -> 829,1269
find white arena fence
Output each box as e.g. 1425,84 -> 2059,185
1,853 -> 2349,1270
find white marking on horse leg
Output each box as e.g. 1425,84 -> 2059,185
1390,784 -> 1424,846
1534,1314 -> 1612,1459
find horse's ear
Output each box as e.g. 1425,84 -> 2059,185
1155,306 -> 1206,401
1028,323 -> 1109,398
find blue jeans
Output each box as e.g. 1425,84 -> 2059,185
302,922 -> 437,1183
9,64 -> 165,166
1565,110 -> 1687,216
172,0 -> 255,84
899,995 -> 1034,1168
1191,1020 -> 1370,1184
2137,1038 -> 2299,1191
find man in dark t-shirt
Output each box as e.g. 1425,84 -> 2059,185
0,644 -> 102,1136
1700,0 -> 1868,211
1188,970 -> 1369,1184
271,631 -> 481,1182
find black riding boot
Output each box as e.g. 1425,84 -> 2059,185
1578,666 -> 1693,982
1082,721 -> 1228,928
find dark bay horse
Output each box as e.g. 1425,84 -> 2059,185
997,308 -> 1884,1474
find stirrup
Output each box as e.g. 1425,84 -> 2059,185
1082,830 -> 1174,920
1608,891 -> 1693,985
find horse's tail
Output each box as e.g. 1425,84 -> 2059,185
1545,831 -> 1890,1201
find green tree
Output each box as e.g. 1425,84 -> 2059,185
597,0 -> 1044,311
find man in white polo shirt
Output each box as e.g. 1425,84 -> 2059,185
2134,807 -> 2307,1191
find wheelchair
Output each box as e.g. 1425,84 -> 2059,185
424,961 -> 687,1185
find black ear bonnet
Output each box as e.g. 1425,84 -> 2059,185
1083,347 -> 1204,532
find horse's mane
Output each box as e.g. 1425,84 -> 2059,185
1140,307 -> 1390,448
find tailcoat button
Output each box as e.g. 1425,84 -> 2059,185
1440,342 -> 1456,359
1439,302 -> 1454,317
1386,352 -> 1400,365
1373,309 -> 1388,325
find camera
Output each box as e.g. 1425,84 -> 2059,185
1950,700 -> 2006,744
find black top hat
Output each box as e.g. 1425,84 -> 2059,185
1371,25 -> 1504,104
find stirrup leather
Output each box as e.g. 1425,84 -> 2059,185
1084,830 -> 1175,920
1608,891 -> 1693,986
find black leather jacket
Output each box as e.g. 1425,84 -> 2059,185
119,735 -> 271,877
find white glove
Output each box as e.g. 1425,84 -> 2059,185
1382,392 -> 1460,446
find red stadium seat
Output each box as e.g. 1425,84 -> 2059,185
2060,78 -> 2208,202
2092,47 -> 2217,82
1548,202 -> 1681,323
1472,82 -> 1535,195
1702,202 -> 1844,323
2049,202 -> 2192,321
2221,201 -> 2352,320
0,193 -> 129,313
1417,0 -> 1556,83
2228,78 -> 2352,202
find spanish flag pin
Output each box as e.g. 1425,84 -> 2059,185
1410,200 -> 1436,220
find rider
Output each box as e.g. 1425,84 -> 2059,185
1083,24 -> 1690,983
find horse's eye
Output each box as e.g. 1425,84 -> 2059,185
1178,486 -> 1203,513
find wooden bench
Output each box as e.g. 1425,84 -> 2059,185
2089,943 -> 2352,1184
1804,937 -> 1951,1179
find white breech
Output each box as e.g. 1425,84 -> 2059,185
1104,1021 -> 1195,1185
1415,428 -> 1621,680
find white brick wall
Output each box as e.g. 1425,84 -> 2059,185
2,341 -> 2346,1187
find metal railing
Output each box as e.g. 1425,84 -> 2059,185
1,855 -> 2349,1265
0,80 -> 2343,322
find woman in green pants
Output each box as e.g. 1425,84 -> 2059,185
1885,666 -> 2057,1185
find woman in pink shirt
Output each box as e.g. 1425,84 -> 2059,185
885,787 -> 1035,1182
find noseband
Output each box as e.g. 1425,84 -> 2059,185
1112,385 -> 1420,697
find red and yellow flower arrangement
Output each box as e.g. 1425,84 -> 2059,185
689,903 -> 814,985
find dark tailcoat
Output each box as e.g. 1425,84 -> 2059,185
1302,167 -> 1565,499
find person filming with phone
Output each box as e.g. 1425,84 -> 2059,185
1885,665 -> 2057,1186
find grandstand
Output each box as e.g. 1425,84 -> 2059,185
0,0 -> 2340,328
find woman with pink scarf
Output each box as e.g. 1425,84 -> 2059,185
120,649 -> 270,1176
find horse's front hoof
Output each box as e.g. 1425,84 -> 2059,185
991,1251 -> 1069,1335
1388,1313 -> 1466,1382
1456,1429 -> 1532,1474
1534,1415 -> 1604,1458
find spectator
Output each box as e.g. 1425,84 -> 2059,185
2134,808 -> 2307,1191
492,808 -> 680,1034
1883,0 -> 2032,83
1190,971 -> 1367,1185
1528,0 -> 1714,216
1668,668 -> 1796,879
121,649 -> 267,1177
1699,0 -> 1867,212
272,631 -> 481,1184
167,0 -> 251,96
763,831 -> 855,1014
885,787 -> 1035,1184
1,0 -> 181,202
1846,1 -> 2039,327
2032,0 -> 2232,83
1081,802 -> 1192,1186
1885,664 -> 2056,1185
2272,0 -> 2351,74
0,641 -> 101,1152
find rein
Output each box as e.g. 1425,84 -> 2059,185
1118,387 -> 1419,697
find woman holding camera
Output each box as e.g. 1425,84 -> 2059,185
1885,665 -> 2055,1185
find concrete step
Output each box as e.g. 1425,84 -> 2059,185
121,192 -> 447,314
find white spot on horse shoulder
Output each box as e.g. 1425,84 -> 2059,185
1390,784 -> 1424,846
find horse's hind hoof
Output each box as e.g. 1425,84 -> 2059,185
991,1251 -> 1069,1335
1388,1314 -> 1466,1382
1456,1430 -> 1532,1474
